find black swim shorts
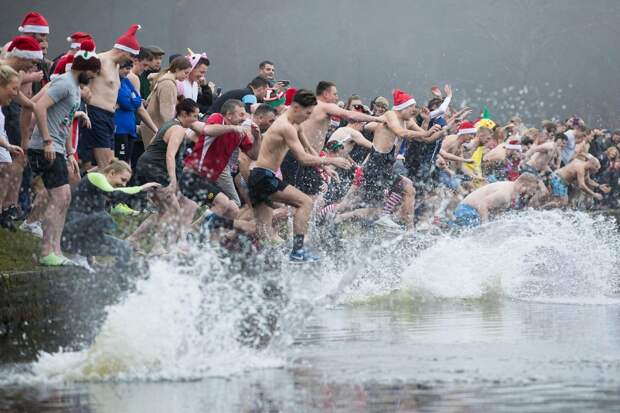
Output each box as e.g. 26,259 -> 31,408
247,167 -> 288,207
180,170 -> 223,204
280,151 -> 322,195
79,104 -> 116,163
28,149 -> 69,189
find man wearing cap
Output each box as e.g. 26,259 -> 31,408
80,24 -> 157,168
140,45 -> 164,99
26,41 -> 101,266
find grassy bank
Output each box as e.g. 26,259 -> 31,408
0,228 -> 41,272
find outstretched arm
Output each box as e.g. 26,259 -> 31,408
325,102 -> 383,123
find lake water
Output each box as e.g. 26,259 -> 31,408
1,210 -> 619,412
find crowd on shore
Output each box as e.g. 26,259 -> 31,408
1,11 -> 619,266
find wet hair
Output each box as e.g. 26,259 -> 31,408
293,89 -> 317,108
137,47 -> 154,61
101,158 -> 131,175
316,81 -> 336,96
175,98 -> 199,116
220,98 -> 244,115
254,103 -> 277,117
248,76 -> 269,89
259,60 -> 274,69
0,64 -> 19,86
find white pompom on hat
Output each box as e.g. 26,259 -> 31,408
18,12 -> 49,34
114,24 -> 142,55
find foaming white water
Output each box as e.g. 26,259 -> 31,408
29,250 -> 287,383
401,210 -> 620,304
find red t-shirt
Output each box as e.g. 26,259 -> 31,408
184,113 -> 253,182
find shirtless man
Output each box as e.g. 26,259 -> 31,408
80,24 -> 157,168
438,120 -> 477,190
248,89 -> 351,262
280,81 -> 381,198
325,121 -> 373,160
357,89 -> 441,229
544,154 -> 608,208
453,173 -> 541,227
521,132 -> 564,176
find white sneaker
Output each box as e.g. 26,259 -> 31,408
374,215 -> 404,231
20,220 -> 43,238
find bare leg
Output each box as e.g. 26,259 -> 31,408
396,178 -> 416,229
270,186 -> 313,236
3,155 -> 25,208
26,181 -> 49,224
41,185 -> 71,256
93,148 -> 114,168
253,203 -> 274,240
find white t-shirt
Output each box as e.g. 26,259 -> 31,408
0,110 -> 12,163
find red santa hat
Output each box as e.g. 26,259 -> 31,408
67,32 -> 93,49
392,89 -> 416,111
18,12 -> 49,34
457,121 -> 477,136
51,54 -> 75,79
505,139 -> 522,151
6,36 -> 43,60
113,24 -> 141,55
285,87 -> 297,106
72,39 -> 101,72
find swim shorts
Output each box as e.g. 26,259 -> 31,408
248,167 -> 288,207
453,203 -> 481,227
28,149 -> 69,189
280,151 -> 323,195
180,170 -> 223,205
550,173 -> 568,198
79,104 -> 115,163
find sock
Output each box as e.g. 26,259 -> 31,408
382,192 -> 402,216
293,234 -> 304,252
318,204 -> 337,221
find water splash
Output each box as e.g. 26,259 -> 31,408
401,210 -> 620,304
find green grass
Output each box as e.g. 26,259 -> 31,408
0,228 -> 41,272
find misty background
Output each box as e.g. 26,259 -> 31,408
2,0 -> 619,127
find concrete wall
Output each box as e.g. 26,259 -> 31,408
2,0 -> 619,126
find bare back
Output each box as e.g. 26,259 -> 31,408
88,50 -> 121,112
372,111 -> 404,153
464,181 -> 516,213
556,159 -> 586,185
300,100 -> 331,153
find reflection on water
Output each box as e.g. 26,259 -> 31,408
2,301 -> 620,413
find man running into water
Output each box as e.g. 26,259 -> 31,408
248,89 -> 351,262
357,89 -> 440,229
280,81 -> 381,198
544,154 -> 608,208
521,132 -> 565,176
79,24 -> 157,168
453,173 -> 541,227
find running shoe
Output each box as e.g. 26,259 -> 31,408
111,203 -> 140,216
39,253 -> 77,267
374,215 -> 404,231
19,220 -> 43,238
289,249 -> 321,263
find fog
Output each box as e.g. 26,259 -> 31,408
2,0 -> 619,126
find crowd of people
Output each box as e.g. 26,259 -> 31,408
1,11 -> 619,266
